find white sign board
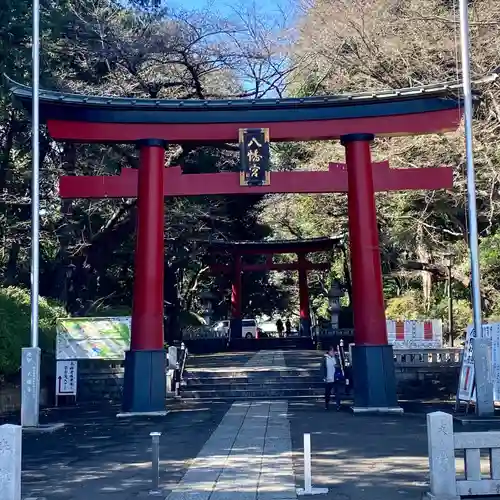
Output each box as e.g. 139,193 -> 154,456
56,360 -> 78,396
457,322 -> 500,403
386,320 -> 443,349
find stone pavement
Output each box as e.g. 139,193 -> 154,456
288,401 -> 430,500
12,401 -> 231,500
1,349 -> 477,500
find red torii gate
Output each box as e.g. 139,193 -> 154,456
59,161 -> 450,197
209,237 -> 341,337
58,160 -> 452,341
8,76 -> 461,415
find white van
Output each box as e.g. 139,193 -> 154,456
242,319 -> 260,339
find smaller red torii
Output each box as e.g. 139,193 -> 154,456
211,252 -> 332,337
211,256 -> 331,336
58,161 -> 452,198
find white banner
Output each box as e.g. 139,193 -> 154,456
386,319 -> 443,349
56,360 -> 78,396
457,322 -> 500,403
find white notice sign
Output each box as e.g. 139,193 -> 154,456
56,360 -> 78,396
457,322 -> 500,403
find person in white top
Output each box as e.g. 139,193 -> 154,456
321,346 -> 343,410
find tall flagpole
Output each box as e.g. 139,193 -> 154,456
31,0 -> 40,351
458,0 -> 493,416
22,0 -> 42,428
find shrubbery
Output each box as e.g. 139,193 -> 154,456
0,286 -> 66,378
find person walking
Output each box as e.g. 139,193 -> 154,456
321,346 -> 343,411
285,319 -> 292,336
276,318 -> 284,338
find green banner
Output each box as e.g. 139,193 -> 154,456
56,317 -> 131,360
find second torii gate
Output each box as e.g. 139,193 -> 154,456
208,237 -> 341,337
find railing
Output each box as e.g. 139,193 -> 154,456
393,348 -> 462,368
314,328 -> 355,338
181,325 -> 228,340
427,411 -> 500,498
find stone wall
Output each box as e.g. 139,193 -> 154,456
0,384 -> 50,415
396,366 -> 459,400
77,360 -> 124,401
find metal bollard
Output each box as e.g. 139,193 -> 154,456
149,431 -> 162,495
296,433 -> 328,496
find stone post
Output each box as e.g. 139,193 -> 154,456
473,337 -> 494,417
426,411 -> 459,500
0,424 -> 22,500
328,280 -> 343,331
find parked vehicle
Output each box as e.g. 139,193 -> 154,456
242,318 -> 260,339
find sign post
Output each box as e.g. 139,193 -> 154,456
55,360 -> 78,406
457,322 -> 500,412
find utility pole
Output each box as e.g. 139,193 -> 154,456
22,0 -> 42,428
458,0 -> 494,416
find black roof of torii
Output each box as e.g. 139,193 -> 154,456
5,75 -> 495,125
207,236 -> 344,255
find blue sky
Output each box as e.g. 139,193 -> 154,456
169,0 -> 297,21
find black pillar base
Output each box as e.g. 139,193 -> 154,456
122,350 -> 166,414
230,319 -> 242,339
351,345 -> 401,412
299,318 -> 311,337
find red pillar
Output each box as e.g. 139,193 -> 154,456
341,133 -> 398,411
343,135 -> 387,345
123,139 -> 166,414
230,254 -> 243,338
298,253 -> 311,336
130,141 -> 166,350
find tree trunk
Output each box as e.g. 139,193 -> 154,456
416,222 -> 432,311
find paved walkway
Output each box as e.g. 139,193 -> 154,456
168,401 -> 295,500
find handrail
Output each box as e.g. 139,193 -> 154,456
393,347 -> 462,367
179,343 -> 188,381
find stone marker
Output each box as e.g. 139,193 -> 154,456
21,347 -> 41,427
167,346 -> 178,368
426,411 -> 459,500
473,337 -> 494,417
0,424 -> 22,500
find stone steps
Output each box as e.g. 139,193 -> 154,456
184,375 -> 323,386
183,381 -> 324,391
184,369 -> 319,379
182,387 -> 326,399
181,350 -> 325,401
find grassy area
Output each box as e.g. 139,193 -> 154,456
0,286 -> 66,381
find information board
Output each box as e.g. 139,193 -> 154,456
56,360 -> 78,396
457,322 -> 500,403
56,317 -> 131,360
